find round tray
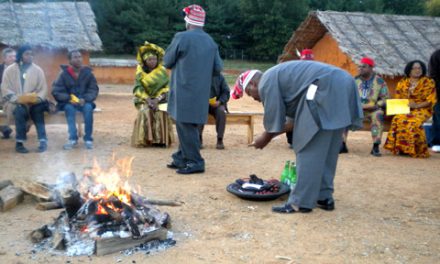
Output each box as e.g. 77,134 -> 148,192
226,182 -> 290,201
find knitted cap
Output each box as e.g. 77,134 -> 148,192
231,70 -> 261,99
183,4 -> 205,27
360,57 -> 375,67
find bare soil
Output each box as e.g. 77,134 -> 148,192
0,84 -> 439,264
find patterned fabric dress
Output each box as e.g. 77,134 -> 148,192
384,77 -> 436,157
131,42 -> 174,147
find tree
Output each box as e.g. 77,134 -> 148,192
426,0 -> 440,16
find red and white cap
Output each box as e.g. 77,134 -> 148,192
300,49 -> 314,60
231,70 -> 262,99
183,4 -> 206,27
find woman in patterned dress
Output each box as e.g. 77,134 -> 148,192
384,60 -> 436,158
131,42 -> 174,147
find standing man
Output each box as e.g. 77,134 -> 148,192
52,50 -> 99,150
1,45 -> 49,153
199,73 -> 230,149
164,4 -> 223,174
340,57 -> 389,155
0,48 -> 16,139
238,61 -> 363,213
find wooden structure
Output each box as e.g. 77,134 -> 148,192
207,111 -> 263,144
279,11 -> 440,95
0,1 -> 102,88
90,58 -> 137,85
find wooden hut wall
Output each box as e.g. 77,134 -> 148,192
313,33 -> 400,96
92,66 -> 136,85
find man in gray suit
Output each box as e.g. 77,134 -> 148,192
239,61 -> 363,213
164,4 -> 223,174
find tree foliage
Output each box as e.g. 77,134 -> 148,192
83,0 -> 435,61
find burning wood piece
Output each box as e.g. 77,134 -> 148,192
0,185 -> 24,211
131,192 -> 183,207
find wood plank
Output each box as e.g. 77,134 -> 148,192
0,185 -> 24,211
15,180 -> 52,201
0,180 -> 13,190
95,227 -> 168,256
36,201 -> 62,211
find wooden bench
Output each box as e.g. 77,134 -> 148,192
206,111 -> 263,144
0,108 -> 101,137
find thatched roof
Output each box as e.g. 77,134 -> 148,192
0,1 -> 102,51
280,11 -> 440,76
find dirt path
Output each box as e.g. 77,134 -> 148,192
0,84 -> 439,263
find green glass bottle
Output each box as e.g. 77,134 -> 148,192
289,161 -> 297,188
280,160 -> 290,184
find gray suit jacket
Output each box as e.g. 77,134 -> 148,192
164,28 -> 223,124
259,61 -> 363,152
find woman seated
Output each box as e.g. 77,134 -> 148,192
384,60 -> 436,158
131,42 -> 174,147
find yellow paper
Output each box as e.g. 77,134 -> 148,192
386,99 -> 410,115
209,97 -> 217,105
158,103 -> 167,111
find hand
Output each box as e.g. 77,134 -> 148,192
362,102 -> 377,111
408,102 -> 418,109
211,101 -> 220,108
79,99 -> 85,106
249,132 -> 272,149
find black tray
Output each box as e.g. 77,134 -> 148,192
226,182 -> 290,201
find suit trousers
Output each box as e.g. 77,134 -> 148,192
172,121 -> 205,169
288,128 -> 344,209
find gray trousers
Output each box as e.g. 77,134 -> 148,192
172,121 -> 205,169
288,128 -> 344,209
199,104 -> 227,141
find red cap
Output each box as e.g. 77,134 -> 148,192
360,57 -> 375,67
300,49 -> 314,60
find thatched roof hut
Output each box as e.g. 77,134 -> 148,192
279,11 -> 440,92
0,1 -> 102,87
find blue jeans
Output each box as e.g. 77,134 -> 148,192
14,102 -> 47,142
64,103 -> 94,142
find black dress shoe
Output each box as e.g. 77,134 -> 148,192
176,165 -> 205,174
370,148 -> 382,157
37,142 -> 47,153
316,199 -> 335,211
166,162 -> 185,169
16,143 -> 29,154
272,203 -> 312,214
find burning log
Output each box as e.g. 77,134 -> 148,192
0,185 -> 24,211
131,192 -> 182,207
95,227 -> 168,256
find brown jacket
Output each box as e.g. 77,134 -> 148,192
1,62 -> 47,121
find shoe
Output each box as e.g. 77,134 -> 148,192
370,147 -> 382,157
166,162 -> 185,169
339,142 -> 348,154
176,164 -> 205,174
63,140 -> 78,150
37,141 -> 47,153
432,145 -> 440,153
317,199 -> 335,211
271,203 -> 312,214
1,127 -> 12,139
16,142 -> 29,154
85,141 -> 93,149
216,140 -> 225,150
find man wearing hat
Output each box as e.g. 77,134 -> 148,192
164,4 -> 223,174
235,60 -> 363,213
340,57 -> 389,156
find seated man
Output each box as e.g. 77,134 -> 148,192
340,57 -> 389,156
1,45 -> 49,153
0,48 -> 16,139
52,50 -> 99,150
199,73 -> 230,149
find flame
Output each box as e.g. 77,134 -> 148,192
80,156 -> 135,209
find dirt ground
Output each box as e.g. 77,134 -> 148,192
1,84 -> 439,264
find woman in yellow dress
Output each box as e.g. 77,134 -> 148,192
384,60 -> 436,157
131,42 -> 174,147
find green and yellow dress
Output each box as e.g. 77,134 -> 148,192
131,42 -> 174,147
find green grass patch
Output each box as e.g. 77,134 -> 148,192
224,60 -> 275,72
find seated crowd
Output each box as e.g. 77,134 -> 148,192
0,45 -> 439,159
